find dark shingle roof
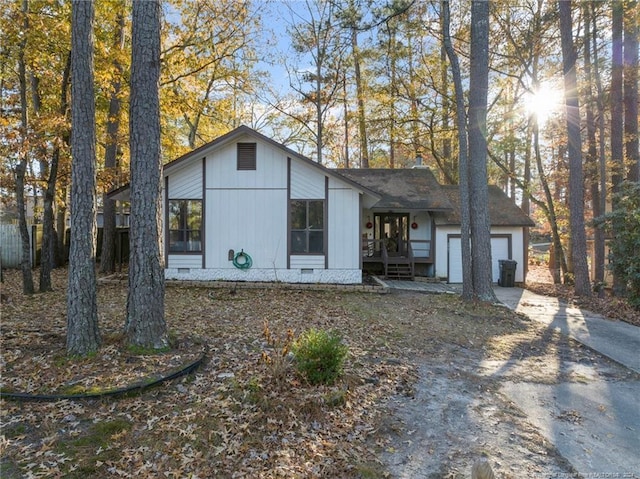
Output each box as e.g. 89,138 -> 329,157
336,168 -> 454,211
434,185 -> 535,226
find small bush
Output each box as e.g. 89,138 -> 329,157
292,329 -> 348,385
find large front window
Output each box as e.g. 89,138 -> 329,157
168,200 -> 202,253
290,200 -> 324,254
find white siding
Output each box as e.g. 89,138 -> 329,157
168,161 -> 202,199
290,160 -> 326,199
447,236 -> 509,283
205,189 -> 288,269
410,212 -> 432,258
492,226 -> 527,282
167,255 -> 203,269
446,236 -> 463,282
0,224 -> 39,268
162,132 -> 366,284
290,256 -> 325,269
328,188 -> 360,269
206,136 -> 287,190
204,135 -> 290,271
435,226 -> 457,278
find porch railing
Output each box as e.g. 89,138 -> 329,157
381,240 -> 389,277
362,238 -> 432,262
406,241 -> 415,279
409,239 -> 431,260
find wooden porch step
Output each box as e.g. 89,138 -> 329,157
385,263 -> 414,280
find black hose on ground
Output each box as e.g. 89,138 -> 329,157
0,352 -> 206,402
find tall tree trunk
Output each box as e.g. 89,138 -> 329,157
611,0 -> 626,295
100,10 -> 125,274
40,53 -> 71,292
624,0 -> 639,182
56,192 -> 68,265
342,74 -> 350,168
407,36 -> 423,168
591,3 -> 608,282
16,0 -> 35,295
442,0 -> 472,301
583,2 -> 604,292
127,0 -> 168,349
533,119 -> 567,284
388,25 -> 397,169
468,0 -> 496,302
521,126 -> 531,216
352,26 -> 368,168
559,0 -> 591,297
315,41 -> 324,165
67,0 -> 100,355
440,39 -> 454,182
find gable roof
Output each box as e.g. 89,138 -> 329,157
108,125 -> 380,201
434,185 -> 535,227
164,126 -> 381,198
337,168 -> 454,211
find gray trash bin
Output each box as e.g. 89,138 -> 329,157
498,259 -> 517,287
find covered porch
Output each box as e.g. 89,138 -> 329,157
336,167 -> 454,281
361,212 -> 435,280
362,238 -> 433,280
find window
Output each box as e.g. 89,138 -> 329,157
168,200 -> 202,253
290,200 -> 324,254
237,142 -> 256,170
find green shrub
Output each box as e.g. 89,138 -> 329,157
594,181 -> 640,309
292,329 -> 348,385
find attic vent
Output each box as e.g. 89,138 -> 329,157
237,143 -> 257,170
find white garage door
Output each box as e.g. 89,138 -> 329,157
447,235 -> 511,283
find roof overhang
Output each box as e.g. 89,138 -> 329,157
106,184 -> 131,202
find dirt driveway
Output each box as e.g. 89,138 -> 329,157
375,289 -> 640,478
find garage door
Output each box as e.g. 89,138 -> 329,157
447,235 -> 511,283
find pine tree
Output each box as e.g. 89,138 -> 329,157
67,0 -> 100,355
126,0 -> 167,349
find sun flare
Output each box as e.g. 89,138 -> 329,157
524,82 -> 563,124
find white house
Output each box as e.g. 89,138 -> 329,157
112,126 -> 380,284
110,126 -> 534,284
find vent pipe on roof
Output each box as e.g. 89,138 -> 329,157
413,154 -> 426,168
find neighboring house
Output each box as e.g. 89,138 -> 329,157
109,126 -> 534,284
0,223 -> 41,268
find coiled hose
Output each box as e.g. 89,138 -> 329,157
232,250 -> 253,269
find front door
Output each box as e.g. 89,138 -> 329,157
375,213 -> 409,256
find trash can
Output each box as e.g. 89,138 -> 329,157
498,259 -> 517,287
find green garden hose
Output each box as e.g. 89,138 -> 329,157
233,250 -> 253,269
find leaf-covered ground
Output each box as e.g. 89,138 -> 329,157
526,264 -> 640,327
1,267 -> 634,478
